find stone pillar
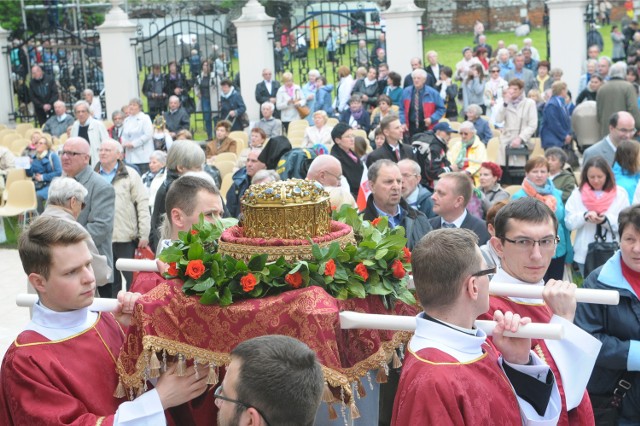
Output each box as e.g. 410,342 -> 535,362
233,0 -> 275,122
97,0 -> 138,118
381,0 -> 425,79
0,25 -> 13,123
547,0 -> 589,97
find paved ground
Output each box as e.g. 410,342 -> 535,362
0,249 -> 30,360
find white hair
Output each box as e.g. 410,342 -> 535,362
47,177 -> 88,206
261,102 -> 275,112
459,121 -> 476,133
411,68 -> 427,79
609,61 -> 627,79
308,69 -> 320,78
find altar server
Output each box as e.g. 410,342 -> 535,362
483,197 -> 601,424
392,228 -> 562,425
0,216 -> 209,425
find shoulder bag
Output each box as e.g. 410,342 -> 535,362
584,217 -> 619,278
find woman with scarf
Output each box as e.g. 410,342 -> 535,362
446,121 -> 487,186
339,94 -> 371,133
566,157 -> 631,277
218,78 -> 247,132
511,156 -> 572,281
276,72 -> 306,133
329,123 -> 364,199
27,132 -> 62,212
351,66 -> 379,109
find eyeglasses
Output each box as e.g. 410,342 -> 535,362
501,236 -> 560,250
615,127 -> 637,134
61,150 -> 88,158
471,266 -> 496,277
490,70 -> 500,73
214,385 -> 271,426
401,173 -> 418,179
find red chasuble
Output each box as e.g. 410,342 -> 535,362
0,313 -> 125,426
391,343 -> 523,425
483,296 -> 594,425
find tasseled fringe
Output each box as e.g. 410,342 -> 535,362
327,403 -> 338,420
350,402 -> 361,419
194,360 -> 200,379
136,386 -> 143,398
113,380 -> 126,398
207,363 -> 219,386
162,349 -> 168,372
356,378 -> 366,398
391,350 -> 403,369
322,383 -> 334,403
376,366 -> 388,383
149,350 -> 161,379
176,354 -> 186,376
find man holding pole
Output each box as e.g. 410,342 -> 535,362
392,228 -> 562,424
485,197 -> 601,424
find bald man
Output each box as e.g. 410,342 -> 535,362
61,137 -> 115,297
306,155 -> 356,209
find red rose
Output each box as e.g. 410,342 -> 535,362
324,259 -> 336,277
167,262 -> 179,277
371,217 -> 381,226
354,263 -> 369,281
240,273 -> 257,292
403,247 -> 411,263
185,259 -> 206,280
190,229 -> 198,235
392,260 -> 406,279
285,272 -> 303,288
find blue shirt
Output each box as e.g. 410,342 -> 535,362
98,161 -> 118,184
373,201 -> 405,228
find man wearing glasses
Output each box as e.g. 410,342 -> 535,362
484,197 -> 601,424
61,137 -> 115,298
583,111 -> 637,166
392,228 -> 562,424
306,155 -> 356,210
215,335 -> 324,426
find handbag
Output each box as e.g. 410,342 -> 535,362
584,218 -> 619,278
296,104 -> 310,119
589,372 -> 633,426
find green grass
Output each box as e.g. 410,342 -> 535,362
0,217 -> 20,249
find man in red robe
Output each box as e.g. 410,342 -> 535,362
0,216 -> 209,425
392,228 -> 562,425
483,197 -> 601,425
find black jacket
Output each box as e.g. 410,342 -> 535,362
361,195 -> 432,250
258,136 -> 292,170
255,80 -> 281,118
29,74 -> 58,109
412,132 -> 451,190
429,211 -> 491,245
330,144 -> 365,199
218,89 -> 247,132
366,142 -> 415,168
351,79 -> 379,108
164,107 -> 190,134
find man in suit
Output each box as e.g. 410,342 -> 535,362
424,51 -> 443,84
255,68 -> 281,118
429,172 -> 491,245
474,35 -> 493,58
61,137 -> 115,298
583,111 -> 636,166
366,115 -> 415,167
504,54 -> 537,95
403,57 -> 436,89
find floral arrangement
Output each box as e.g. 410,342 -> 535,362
158,206 -> 415,307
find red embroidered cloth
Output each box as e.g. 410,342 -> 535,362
117,281 -> 417,395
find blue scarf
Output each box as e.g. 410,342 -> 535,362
526,178 -> 554,195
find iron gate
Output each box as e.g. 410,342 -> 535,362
131,4 -> 234,139
5,2 -> 107,123
272,1 -> 384,88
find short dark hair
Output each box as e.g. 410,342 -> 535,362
440,66 -> 453,78
485,200 -> 508,228
618,205 -> 640,238
377,94 -> 392,106
538,60 -> 550,70
441,172 -> 473,205
609,112 -> 623,128
220,78 -> 233,87
508,78 -> 524,90
494,197 -> 558,239
412,228 -> 480,309
580,156 -> 616,192
165,175 -> 220,218
387,71 -> 402,87
524,156 -> 549,173
544,147 -> 568,167
231,335 -> 324,426
216,120 -> 232,132
19,216 -> 88,279
368,159 -> 397,182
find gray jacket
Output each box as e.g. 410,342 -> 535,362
582,136 -> 615,166
41,206 -> 112,286
74,165 -> 115,273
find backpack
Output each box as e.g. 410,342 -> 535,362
276,148 -> 317,179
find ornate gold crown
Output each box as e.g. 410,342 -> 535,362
241,179 -> 331,239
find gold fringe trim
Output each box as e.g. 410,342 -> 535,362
176,354 -> 186,376
322,383 -> 334,403
327,403 -> 338,420
350,401 -> 361,419
391,350 -> 402,369
113,380 -> 126,398
116,331 -> 412,401
207,363 -> 219,386
356,378 -> 366,398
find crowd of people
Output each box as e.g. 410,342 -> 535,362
3,9 -> 640,425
